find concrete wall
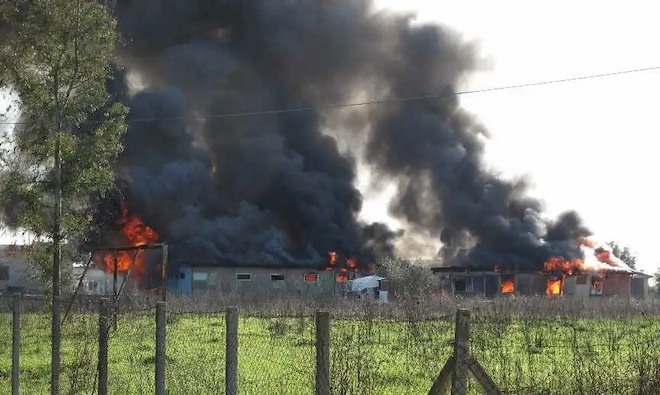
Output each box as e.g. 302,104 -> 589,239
171,266 -> 337,297
563,275 -> 590,300
0,248 -> 42,294
631,276 -> 649,300
517,273 -> 548,295
602,273 -> 631,298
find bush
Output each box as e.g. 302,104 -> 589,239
379,257 -> 439,301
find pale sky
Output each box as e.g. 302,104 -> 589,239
2,1 -> 660,275
362,0 -> 660,274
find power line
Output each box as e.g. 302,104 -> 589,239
1,65 -> 659,126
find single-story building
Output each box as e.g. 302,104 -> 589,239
167,262 -> 357,297
431,265 -> 652,300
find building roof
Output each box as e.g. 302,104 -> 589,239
429,265 -> 652,277
180,261 -> 329,271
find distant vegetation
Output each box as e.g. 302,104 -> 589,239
606,241 -> 638,269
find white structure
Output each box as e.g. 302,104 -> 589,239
0,245 -> 42,294
347,275 -> 389,302
72,263 -> 126,295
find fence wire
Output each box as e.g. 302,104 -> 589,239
237,313 -> 316,394
3,295 -> 660,395
469,314 -> 660,395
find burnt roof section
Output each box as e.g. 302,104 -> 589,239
179,260 -> 328,271
431,266 -> 497,273
430,265 -> 651,277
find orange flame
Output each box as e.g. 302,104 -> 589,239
98,206 -> 159,277
543,257 -> 584,275
328,251 -> 337,265
590,273 -> 605,295
578,236 -> 596,249
546,278 -> 562,295
325,251 -> 361,279
501,278 -> 515,294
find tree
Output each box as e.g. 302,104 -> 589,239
0,1 -> 127,393
606,241 -> 637,269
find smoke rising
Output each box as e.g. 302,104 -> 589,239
106,1 -> 589,270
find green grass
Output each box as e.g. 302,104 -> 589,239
1,311 -> 660,394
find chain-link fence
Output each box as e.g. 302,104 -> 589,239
3,294 -> 660,394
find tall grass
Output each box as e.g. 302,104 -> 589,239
1,292 -> 660,394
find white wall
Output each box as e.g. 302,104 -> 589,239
0,247 -> 42,293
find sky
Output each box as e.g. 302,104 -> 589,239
2,1 -> 660,275
360,0 -> 660,275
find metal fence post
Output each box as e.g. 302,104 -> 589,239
155,301 -> 166,395
451,309 -> 470,395
98,298 -> 110,395
225,306 -> 238,395
12,294 -> 21,395
315,311 -> 331,395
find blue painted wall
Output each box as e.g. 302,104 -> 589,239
167,264 -> 193,294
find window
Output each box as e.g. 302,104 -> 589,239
193,272 -> 208,281
193,271 -> 209,291
0,265 -> 8,281
576,275 -> 587,285
304,273 -> 319,282
271,274 -> 285,281
236,273 -> 252,281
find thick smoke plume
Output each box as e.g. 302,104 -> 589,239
103,1 -> 588,270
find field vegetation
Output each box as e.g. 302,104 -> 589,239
1,293 -> 660,395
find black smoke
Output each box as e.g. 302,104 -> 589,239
94,0 -> 588,270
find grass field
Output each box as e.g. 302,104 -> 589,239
1,299 -> 660,394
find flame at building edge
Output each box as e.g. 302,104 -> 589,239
95,205 -> 159,279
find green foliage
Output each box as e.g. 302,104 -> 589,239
606,241 -> 638,269
0,0 -> 127,286
2,310 -> 660,394
380,258 -> 439,299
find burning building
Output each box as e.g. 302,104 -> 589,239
432,238 -> 651,300
13,1 -> 645,295
167,251 -> 370,296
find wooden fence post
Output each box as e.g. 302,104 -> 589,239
225,306 -> 238,395
51,295 -> 61,395
451,309 -> 470,395
155,301 -> 166,395
12,294 -> 21,395
98,298 -> 110,395
315,311 -> 331,395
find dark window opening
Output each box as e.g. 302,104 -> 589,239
0,265 -> 8,281
271,274 -> 285,281
454,279 -> 467,292
236,273 -> 252,281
